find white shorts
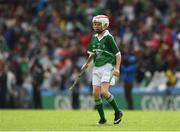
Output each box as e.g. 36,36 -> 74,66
92,63 -> 116,86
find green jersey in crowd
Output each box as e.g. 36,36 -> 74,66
88,30 -> 120,67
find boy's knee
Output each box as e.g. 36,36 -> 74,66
92,91 -> 100,98
101,90 -> 110,98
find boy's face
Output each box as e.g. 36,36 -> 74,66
93,22 -> 103,33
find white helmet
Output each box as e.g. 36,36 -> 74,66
92,15 -> 109,29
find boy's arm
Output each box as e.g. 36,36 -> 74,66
108,35 -> 121,76
113,52 -> 121,76
69,54 -> 94,91
81,54 -> 94,70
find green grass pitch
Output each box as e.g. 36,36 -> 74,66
0,110 -> 180,131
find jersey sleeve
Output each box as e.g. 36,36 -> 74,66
108,35 -> 120,55
87,36 -> 95,55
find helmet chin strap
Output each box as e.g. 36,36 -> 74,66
95,30 -> 103,34
95,29 -> 105,34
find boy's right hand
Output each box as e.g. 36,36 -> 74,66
81,64 -> 89,70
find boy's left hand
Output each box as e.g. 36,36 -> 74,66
113,68 -> 120,77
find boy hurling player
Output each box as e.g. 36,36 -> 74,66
82,15 -> 123,124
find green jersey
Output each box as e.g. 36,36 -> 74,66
88,30 -> 120,67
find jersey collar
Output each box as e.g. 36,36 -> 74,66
95,30 -> 110,41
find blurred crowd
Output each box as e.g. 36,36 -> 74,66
0,0 -> 180,108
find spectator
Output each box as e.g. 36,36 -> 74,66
7,63 -> 18,108
121,50 -> 137,110
70,66 -> 81,109
0,60 -> 8,108
30,58 -> 44,109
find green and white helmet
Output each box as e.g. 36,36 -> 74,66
92,15 -> 109,29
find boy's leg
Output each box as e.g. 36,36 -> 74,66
93,85 -> 106,124
101,82 -> 120,112
101,82 -> 123,124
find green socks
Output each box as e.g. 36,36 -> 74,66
95,95 -> 120,120
106,95 -> 120,112
95,99 -> 105,120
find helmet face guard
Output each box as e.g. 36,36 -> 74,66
92,15 -> 109,33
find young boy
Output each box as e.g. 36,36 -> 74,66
82,15 -> 123,124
